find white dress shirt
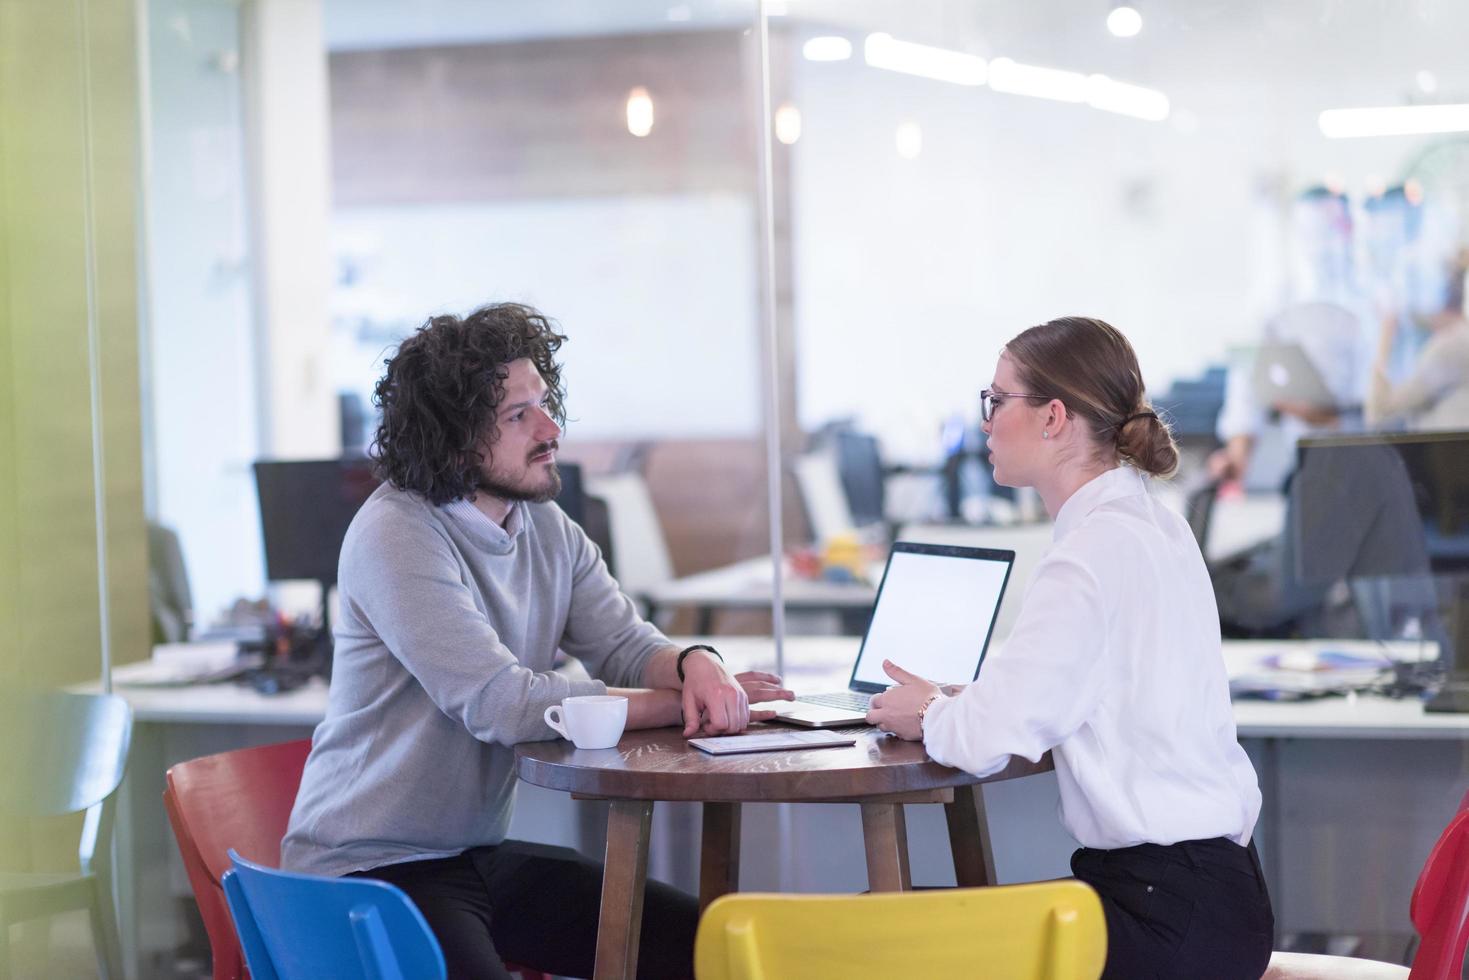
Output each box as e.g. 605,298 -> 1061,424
922,466 -> 1262,850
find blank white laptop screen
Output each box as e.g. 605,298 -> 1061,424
850,548 -> 1013,689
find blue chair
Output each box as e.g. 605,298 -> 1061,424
221,849 -> 446,980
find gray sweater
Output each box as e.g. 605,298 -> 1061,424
281,483 -> 670,877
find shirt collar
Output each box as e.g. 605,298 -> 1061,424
442,497 -> 524,552
1052,465 -> 1147,542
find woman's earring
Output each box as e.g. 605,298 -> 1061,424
1042,431 -> 1049,439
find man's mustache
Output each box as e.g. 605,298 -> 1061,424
529,440 -> 559,461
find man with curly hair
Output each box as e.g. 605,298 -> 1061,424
282,303 -> 791,979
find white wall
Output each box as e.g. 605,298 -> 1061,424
331,193 -> 764,439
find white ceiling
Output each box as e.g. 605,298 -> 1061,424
322,0 -> 1469,108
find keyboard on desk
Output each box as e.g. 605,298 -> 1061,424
796,691 -> 873,711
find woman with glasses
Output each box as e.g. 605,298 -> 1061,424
868,316 -> 1272,979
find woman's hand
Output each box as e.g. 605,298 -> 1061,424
865,660 -> 942,741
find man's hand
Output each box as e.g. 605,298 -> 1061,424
865,660 -> 942,741
735,671 -> 795,725
679,651 -> 769,736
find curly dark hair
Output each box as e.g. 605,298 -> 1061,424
371,303 -> 568,505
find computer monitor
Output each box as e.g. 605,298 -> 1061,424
254,459 -> 382,646
554,461 -> 586,526
1294,430 -> 1469,711
835,430 -> 886,530
254,459 -> 381,589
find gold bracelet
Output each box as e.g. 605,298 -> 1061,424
916,694 -> 941,731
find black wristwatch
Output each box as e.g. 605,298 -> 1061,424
676,644 -> 722,682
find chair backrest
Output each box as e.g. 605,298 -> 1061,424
1407,790 -> 1469,980
586,472 -> 674,594
164,739 -> 313,980
793,451 -> 858,545
694,881 -> 1106,980
222,849 -> 446,980
0,691 -> 132,819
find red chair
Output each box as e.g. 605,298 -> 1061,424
164,739 -> 547,980
1406,791 -> 1469,979
164,739 -> 313,980
1265,789 -> 1469,980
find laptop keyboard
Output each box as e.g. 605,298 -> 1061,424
796,691 -> 872,711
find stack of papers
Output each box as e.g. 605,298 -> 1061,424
114,642 -> 261,687
1229,648 -> 1395,701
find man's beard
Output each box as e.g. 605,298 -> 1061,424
477,444 -> 561,504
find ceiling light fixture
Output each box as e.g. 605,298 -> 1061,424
864,33 -> 987,87
626,87 -> 654,138
1087,74 -> 1169,121
802,36 -> 852,62
1107,5 -> 1142,38
1319,103 -> 1469,138
987,58 -> 1088,103
775,103 -> 802,145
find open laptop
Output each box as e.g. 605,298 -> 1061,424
768,541 -> 1015,728
1251,342 -> 1336,410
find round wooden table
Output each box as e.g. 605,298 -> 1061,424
516,724 -> 1052,980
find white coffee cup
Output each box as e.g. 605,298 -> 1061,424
544,695 -> 628,750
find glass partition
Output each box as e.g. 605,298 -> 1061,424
769,0 -> 1469,957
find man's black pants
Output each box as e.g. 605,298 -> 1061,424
1071,836 -> 1275,980
350,840 -> 698,980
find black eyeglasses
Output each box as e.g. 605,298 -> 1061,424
981,387 -> 1052,422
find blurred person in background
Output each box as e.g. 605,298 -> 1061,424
1367,247 -> 1469,431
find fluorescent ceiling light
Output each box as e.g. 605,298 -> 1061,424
988,58 -> 1087,103
1319,103 -> 1469,138
864,33 -> 987,87
1107,6 -> 1142,38
1087,74 -> 1169,121
802,36 -> 852,62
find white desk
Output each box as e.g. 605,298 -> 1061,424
642,521 -> 1056,637
98,636 -> 1462,975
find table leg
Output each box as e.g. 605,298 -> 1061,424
699,802 -> 741,912
595,799 -> 654,980
945,783 -> 997,887
860,802 -> 912,892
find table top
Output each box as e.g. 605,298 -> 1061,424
84,637 -> 1469,739
514,723 -> 1051,802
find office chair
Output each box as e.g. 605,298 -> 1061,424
223,849 -> 446,980
0,692 -> 132,979
694,881 -> 1106,979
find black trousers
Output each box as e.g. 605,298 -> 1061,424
350,840 -> 698,980
1071,837 -> 1274,980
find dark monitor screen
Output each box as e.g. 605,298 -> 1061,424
1294,430 -> 1469,580
554,462 -> 585,527
836,431 -> 886,529
254,458 -> 590,588
254,459 -> 381,587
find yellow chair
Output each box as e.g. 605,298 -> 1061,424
695,881 -> 1106,980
